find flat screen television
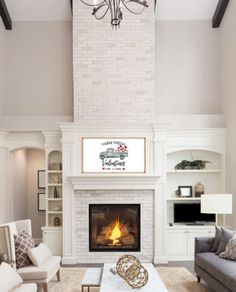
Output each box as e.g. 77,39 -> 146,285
174,203 -> 215,224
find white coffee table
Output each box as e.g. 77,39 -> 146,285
100,263 -> 168,292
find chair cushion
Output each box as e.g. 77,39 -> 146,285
15,231 -> 34,269
17,256 -> 61,281
196,252 -> 236,291
13,283 -> 37,292
28,243 -> 52,267
0,262 -> 23,291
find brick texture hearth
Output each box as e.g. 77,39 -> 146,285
75,190 -> 154,263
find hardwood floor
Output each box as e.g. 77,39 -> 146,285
156,261 -> 195,274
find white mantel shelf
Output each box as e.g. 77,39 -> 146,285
68,175 -> 160,190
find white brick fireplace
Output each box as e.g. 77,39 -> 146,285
60,124 -> 167,264
73,186 -> 155,263
60,0 -> 165,264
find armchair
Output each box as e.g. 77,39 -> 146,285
0,219 -> 61,292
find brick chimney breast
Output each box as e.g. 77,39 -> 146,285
73,0 -> 155,126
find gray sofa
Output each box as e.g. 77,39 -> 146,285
195,237 -> 236,292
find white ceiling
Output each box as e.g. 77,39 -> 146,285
156,0 -> 219,20
4,0 -> 218,21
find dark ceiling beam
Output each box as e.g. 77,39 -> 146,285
212,0 -> 229,28
0,0 -> 12,30
70,0 -> 73,14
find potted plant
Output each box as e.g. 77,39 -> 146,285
175,159 -> 211,170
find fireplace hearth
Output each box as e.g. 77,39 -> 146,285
89,204 -> 140,252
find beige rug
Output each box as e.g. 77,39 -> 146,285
46,267 -> 209,292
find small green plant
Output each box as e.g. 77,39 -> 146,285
175,160 -> 211,170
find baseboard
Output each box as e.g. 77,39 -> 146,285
62,256 -> 77,265
154,256 -> 168,264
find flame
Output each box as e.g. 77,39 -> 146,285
109,218 -> 122,245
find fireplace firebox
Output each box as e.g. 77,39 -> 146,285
89,204 -> 140,252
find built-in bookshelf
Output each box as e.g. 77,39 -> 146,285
165,148 -> 224,260
41,131 -> 63,256
46,150 -> 63,228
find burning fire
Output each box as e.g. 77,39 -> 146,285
109,218 -> 122,245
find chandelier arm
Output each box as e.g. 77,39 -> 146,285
117,0 -> 123,16
94,5 -> 110,19
122,1 -> 145,14
105,0 -> 115,23
80,0 -> 106,7
105,0 -> 112,13
125,0 -> 148,7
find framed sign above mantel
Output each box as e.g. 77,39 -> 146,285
82,138 -> 146,173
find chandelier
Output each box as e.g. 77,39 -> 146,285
80,0 -> 149,29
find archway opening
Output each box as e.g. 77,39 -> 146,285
11,148 -> 46,242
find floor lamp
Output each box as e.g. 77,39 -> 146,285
201,194 -> 232,226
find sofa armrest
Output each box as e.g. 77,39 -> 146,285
195,237 -> 214,258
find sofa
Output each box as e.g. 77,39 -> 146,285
0,262 -> 37,292
195,236 -> 236,292
0,220 -> 61,292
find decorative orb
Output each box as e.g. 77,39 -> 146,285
125,263 -> 149,288
116,255 -> 149,289
116,255 -> 141,278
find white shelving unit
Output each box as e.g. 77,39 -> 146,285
47,150 -> 63,228
166,147 -> 225,261
167,197 -> 201,201
42,132 -> 63,256
167,169 -> 222,173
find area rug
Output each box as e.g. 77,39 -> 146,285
46,267 -> 209,292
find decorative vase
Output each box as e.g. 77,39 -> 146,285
54,217 -> 60,226
54,187 -> 58,198
195,182 -> 204,197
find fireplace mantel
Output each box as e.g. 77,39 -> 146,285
68,175 -> 160,190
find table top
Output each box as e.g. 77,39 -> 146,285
100,263 -> 168,292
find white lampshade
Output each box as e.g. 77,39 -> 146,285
201,194 -> 232,214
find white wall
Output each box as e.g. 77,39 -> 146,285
11,148 -> 45,239
220,0 -> 236,228
27,149 -> 45,239
156,20 -> 221,115
0,147 -> 11,224
0,25 -> 5,115
12,149 -> 28,221
2,21 -> 73,116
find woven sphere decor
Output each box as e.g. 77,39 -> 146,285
116,255 -> 149,289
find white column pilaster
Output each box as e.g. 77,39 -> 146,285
0,132 -> 12,223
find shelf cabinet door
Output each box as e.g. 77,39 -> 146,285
43,229 -> 62,256
166,230 -> 187,255
187,230 -> 208,255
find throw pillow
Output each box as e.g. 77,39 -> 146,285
215,227 -> 233,255
0,262 -> 23,291
219,238 -> 236,261
15,231 -> 34,269
28,243 -> 52,267
211,226 -> 222,252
